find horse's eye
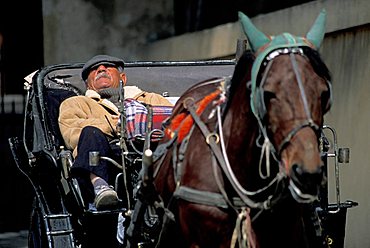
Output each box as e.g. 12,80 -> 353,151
321,90 -> 331,112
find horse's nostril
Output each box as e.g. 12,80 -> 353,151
290,164 -> 323,195
292,164 -> 323,177
292,164 -> 303,176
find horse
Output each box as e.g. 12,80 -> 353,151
150,9 -> 332,248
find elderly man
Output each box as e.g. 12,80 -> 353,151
58,54 -> 172,210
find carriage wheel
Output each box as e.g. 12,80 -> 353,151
28,198 -> 48,248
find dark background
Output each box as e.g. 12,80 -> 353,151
0,0 -> 43,233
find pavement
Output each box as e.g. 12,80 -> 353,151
0,230 -> 28,248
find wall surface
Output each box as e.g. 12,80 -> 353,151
42,0 -> 174,64
322,25 -> 370,248
138,0 -> 369,60
41,0 -> 370,247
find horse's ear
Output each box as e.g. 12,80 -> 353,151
238,11 -> 270,53
306,9 -> 327,49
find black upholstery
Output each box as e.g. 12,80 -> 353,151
44,89 -> 79,148
41,66 -> 86,150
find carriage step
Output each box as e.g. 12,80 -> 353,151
43,213 -> 74,236
316,200 -> 358,248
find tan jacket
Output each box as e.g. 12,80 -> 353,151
58,88 -> 173,155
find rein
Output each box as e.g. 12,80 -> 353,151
181,98 -> 270,209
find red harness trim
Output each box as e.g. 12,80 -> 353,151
165,89 -> 221,142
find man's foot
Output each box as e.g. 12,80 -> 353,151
94,185 -> 119,210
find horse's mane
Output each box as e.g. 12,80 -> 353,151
230,50 -> 255,95
223,50 -> 255,114
302,47 -> 332,82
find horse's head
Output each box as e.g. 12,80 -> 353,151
239,10 -> 331,203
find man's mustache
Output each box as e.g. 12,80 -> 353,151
95,72 -> 111,81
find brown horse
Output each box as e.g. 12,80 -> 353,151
151,10 -> 331,248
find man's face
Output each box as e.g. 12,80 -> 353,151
86,64 -> 126,91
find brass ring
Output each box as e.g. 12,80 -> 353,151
206,133 -> 220,144
183,97 -> 195,109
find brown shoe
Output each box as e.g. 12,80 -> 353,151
94,185 -> 119,210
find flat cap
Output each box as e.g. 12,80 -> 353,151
81,54 -> 125,81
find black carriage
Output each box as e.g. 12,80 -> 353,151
8,53 -> 356,248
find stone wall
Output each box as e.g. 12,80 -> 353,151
322,25 -> 370,248
42,0 -> 174,64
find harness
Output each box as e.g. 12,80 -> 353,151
155,80 -> 285,248
172,94 -> 286,211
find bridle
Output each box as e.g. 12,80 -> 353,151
251,47 -> 332,202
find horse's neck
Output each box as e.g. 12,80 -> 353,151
222,81 -> 261,165
221,74 -> 283,191
222,52 -> 259,161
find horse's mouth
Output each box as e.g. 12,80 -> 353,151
288,164 -> 325,203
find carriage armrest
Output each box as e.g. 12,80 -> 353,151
59,146 -> 74,179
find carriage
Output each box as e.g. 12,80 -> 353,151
8,58 -> 237,247
8,10 -> 357,248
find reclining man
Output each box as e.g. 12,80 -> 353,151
58,54 -> 173,210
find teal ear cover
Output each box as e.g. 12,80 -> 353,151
238,11 -> 270,52
245,9 -> 327,119
306,9 -> 327,49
